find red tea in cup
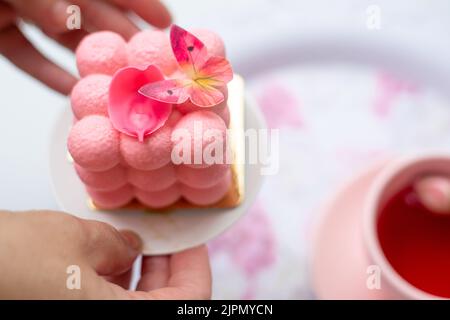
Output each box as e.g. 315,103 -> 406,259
377,185 -> 450,298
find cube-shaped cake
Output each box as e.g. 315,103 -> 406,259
67,25 -> 239,210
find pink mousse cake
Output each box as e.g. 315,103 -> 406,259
67,27 -> 234,210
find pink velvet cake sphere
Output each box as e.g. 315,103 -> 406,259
120,125 -> 172,171
177,101 -> 230,127
75,164 -> 127,191
71,74 -> 111,119
68,115 -> 120,171
190,28 -> 226,57
76,31 -> 127,77
177,163 -> 230,189
135,183 -> 181,208
127,30 -> 178,75
128,164 -> 177,192
88,184 -> 134,209
181,172 -> 231,206
172,111 -> 228,168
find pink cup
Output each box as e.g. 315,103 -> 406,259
363,154 -> 450,299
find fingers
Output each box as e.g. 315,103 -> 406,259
136,256 -> 170,291
0,25 -> 77,94
111,0 -> 172,29
105,268 -> 133,290
4,0 -> 71,36
0,1 -> 79,94
167,245 -> 211,299
79,0 -> 139,39
415,176 -> 450,214
0,1 -> 16,30
81,220 -> 142,276
138,245 -> 211,300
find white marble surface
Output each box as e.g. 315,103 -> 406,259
0,0 -> 449,210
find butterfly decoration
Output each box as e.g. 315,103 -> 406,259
139,24 -> 233,108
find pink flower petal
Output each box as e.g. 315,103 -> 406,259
171,24 -> 208,77
109,65 -> 172,142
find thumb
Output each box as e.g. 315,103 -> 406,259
80,219 -> 142,276
414,176 -> 450,214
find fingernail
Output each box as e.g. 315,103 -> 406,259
120,230 -> 142,251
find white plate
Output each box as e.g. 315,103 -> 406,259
49,97 -> 265,255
